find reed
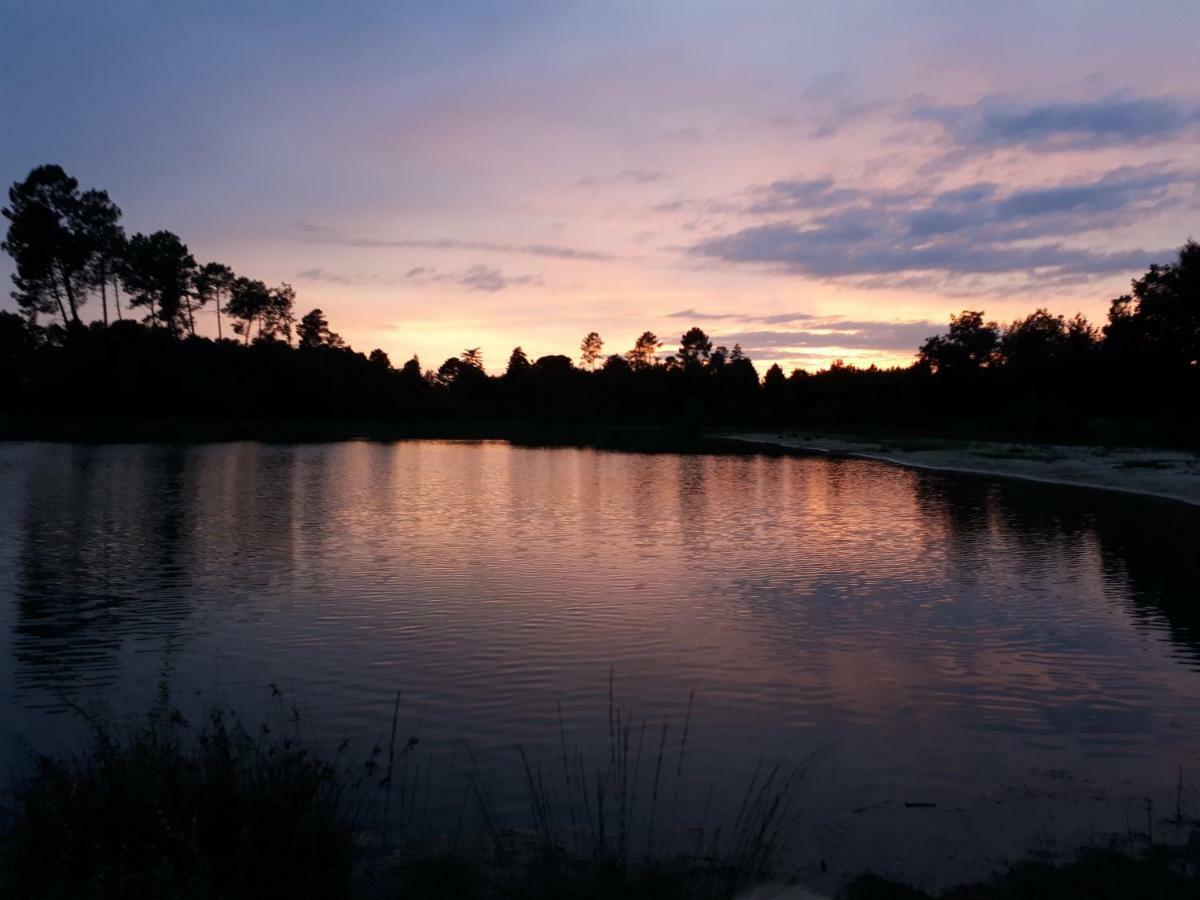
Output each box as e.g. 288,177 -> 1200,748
0,675 -> 808,899
396,673 -> 810,900
3,677 -> 1196,898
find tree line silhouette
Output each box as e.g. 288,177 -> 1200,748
2,164 -> 1197,443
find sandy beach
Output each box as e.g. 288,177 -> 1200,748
720,432 -> 1200,507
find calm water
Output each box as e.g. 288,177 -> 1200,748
1,440 -> 1199,885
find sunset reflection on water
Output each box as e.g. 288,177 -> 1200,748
0,440 -> 1197,883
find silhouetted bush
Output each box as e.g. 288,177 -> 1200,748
0,677 -> 806,900
0,684 -> 357,900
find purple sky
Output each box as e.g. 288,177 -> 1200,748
2,1 -> 1197,371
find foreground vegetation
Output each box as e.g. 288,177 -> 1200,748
0,686 -> 357,899
2,680 -> 1198,899
3,165 -> 1199,445
0,679 -> 807,900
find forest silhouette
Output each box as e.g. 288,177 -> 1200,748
2,164 -> 1197,444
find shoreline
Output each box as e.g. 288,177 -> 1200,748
4,418 -> 1200,507
718,431 -> 1200,507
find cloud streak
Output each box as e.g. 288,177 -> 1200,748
298,264 -> 544,292
579,168 -> 671,186
295,225 -> 614,262
658,311 -> 943,354
690,163 -> 1191,285
710,320 -> 942,352
745,178 -> 869,214
666,308 -> 818,324
694,225 -> 1164,280
665,308 -> 743,321
710,324 -> 936,352
452,264 -> 543,292
916,95 -> 1200,151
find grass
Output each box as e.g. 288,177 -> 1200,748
0,673 -> 808,900
373,675 -> 812,899
4,673 -> 1198,899
0,678 -> 361,900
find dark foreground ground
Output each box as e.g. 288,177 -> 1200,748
370,846 -> 1200,899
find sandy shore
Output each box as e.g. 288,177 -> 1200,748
719,432 -> 1200,506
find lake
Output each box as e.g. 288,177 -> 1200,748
1,439 -> 1198,887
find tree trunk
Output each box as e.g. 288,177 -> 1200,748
216,291 -> 223,339
113,276 -> 123,320
49,276 -> 70,327
101,276 -> 109,325
185,293 -> 195,336
59,265 -> 80,322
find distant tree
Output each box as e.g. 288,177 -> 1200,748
1065,313 -> 1099,356
534,354 -> 573,375
0,308 -> 38,365
394,354 -> 427,403
723,346 -> 759,399
763,363 -> 786,389
918,310 -> 1000,375
9,160 -> 1196,440
678,326 -> 712,364
224,276 -> 271,344
297,307 -> 344,349
460,347 -> 483,370
437,351 -> 489,405
123,231 -> 197,333
1104,240 -> 1200,370
109,232 -> 129,321
194,262 -> 235,339
601,353 -> 631,375
580,331 -> 603,370
1000,308 -> 1071,375
77,189 -> 124,325
437,356 -> 463,386
256,283 -> 296,344
625,331 -> 661,369
0,309 -> 32,345
506,346 -> 531,377
296,306 -> 324,349
762,362 -> 787,406
1,165 -> 91,325
400,355 -> 423,381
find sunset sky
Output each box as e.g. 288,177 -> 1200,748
2,1 -> 1198,373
